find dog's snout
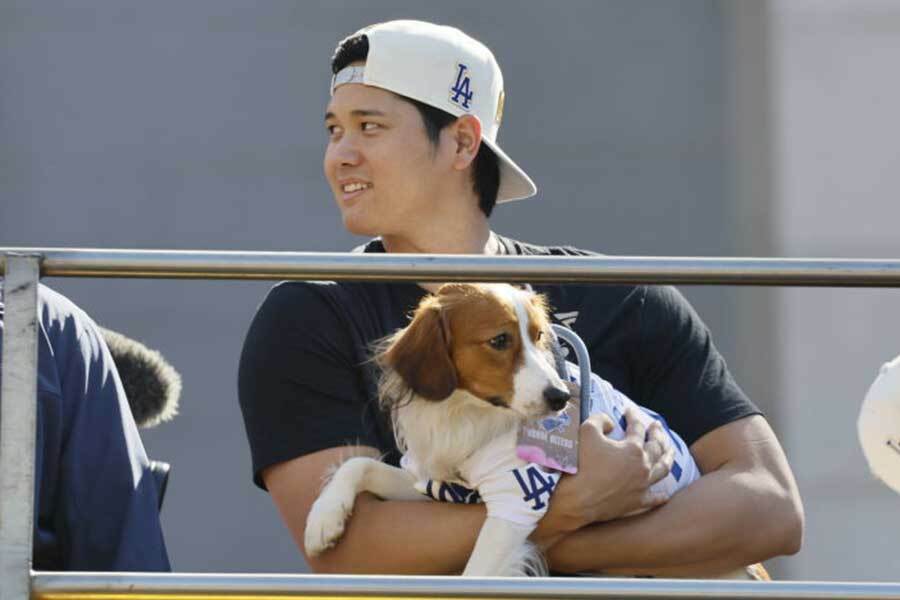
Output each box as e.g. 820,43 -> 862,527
543,385 -> 570,411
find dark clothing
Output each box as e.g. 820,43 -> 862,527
239,236 -> 760,490
0,284 -> 170,571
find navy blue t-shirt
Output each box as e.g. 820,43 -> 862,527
0,284 -> 170,571
238,237 -> 761,489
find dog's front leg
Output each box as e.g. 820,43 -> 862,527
463,517 -> 541,577
304,457 -> 423,557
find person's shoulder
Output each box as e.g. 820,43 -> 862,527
255,280 -> 354,327
263,279 -> 342,305
498,235 -> 600,258
257,239 -> 393,319
35,284 -> 104,346
640,284 -> 698,318
29,285 -> 116,394
500,236 -> 643,309
253,277 -> 393,344
38,284 -> 91,323
636,285 -> 714,348
241,281 -> 356,381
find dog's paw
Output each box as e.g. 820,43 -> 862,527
304,485 -> 356,557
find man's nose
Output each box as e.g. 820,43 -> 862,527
331,136 -> 362,167
543,385 -> 571,412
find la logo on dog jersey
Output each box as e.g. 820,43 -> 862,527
512,465 -> 558,511
450,63 -> 474,110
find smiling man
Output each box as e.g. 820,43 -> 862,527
238,20 -> 803,576
320,25 -> 523,255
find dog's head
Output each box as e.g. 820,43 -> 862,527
378,283 -> 570,419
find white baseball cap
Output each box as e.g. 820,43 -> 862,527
858,354 -> 900,494
330,20 -> 537,204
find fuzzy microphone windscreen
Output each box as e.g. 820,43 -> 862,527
100,327 -> 181,428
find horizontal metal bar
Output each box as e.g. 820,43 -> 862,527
3,247 -> 900,286
30,572 -> 900,600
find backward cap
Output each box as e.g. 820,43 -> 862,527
336,20 -> 537,203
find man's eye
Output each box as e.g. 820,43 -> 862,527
326,124 -> 342,138
489,333 -> 510,350
362,122 -> 380,132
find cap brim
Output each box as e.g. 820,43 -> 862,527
481,137 -> 537,203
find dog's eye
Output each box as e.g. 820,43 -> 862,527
489,333 -> 510,350
536,330 -> 544,341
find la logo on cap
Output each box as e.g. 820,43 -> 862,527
450,63 -> 474,110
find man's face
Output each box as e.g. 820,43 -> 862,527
324,80 -> 450,237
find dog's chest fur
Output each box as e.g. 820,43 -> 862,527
389,378 -> 522,483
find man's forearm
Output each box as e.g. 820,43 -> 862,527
309,493 -> 487,574
546,465 -> 802,576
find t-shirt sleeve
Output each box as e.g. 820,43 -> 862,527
238,282 -> 379,489
635,285 -> 761,447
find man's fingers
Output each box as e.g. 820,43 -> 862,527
647,421 -> 671,452
641,489 -> 671,509
600,414 -> 615,435
585,413 -> 616,436
643,422 -> 674,484
624,407 -> 647,443
648,447 -> 675,485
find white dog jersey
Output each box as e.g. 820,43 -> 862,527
400,361 -> 701,526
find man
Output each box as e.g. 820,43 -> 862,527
239,20 -> 803,576
0,283 -> 170,571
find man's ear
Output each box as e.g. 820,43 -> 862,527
451,114 -> 483,172
382,300 -> 457,400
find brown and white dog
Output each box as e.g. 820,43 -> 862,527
304,283 -> 569,575
303,283 -> 769,579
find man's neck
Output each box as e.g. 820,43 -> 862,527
381,220 -> 501,256
379,216 -> 504,293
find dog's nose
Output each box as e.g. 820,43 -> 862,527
543,385 -> 571,411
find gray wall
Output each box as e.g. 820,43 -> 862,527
2,2 -> 745,574
765,0 -> 900,581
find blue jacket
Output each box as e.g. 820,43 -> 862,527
0,284 -> 170,571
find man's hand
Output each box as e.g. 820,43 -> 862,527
543,415 -> 803,576
533,407 -> 674,548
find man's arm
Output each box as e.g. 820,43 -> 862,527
543,415 -> 803,576
264,445 -> 487,574
265,429 -> 677,575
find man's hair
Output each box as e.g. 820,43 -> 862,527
331,34 -> 500,217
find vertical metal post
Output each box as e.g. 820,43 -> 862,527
0,254 -> 41,600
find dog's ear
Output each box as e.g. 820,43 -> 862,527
527,291 -> 550,315
382,299 -> 457,400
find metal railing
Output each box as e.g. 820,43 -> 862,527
3,247 -> 900,285
28,572 -> 900,600
3,247 -> 900,600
